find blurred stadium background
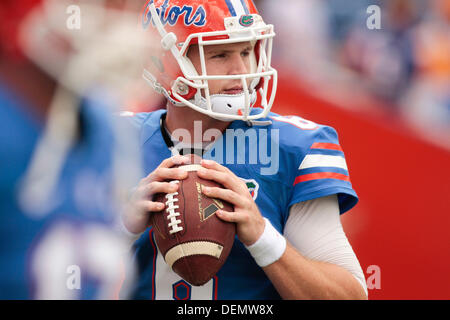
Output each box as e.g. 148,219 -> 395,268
253,0 -> 450,299
1,0 -> 449,299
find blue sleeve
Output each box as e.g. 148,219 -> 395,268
287,124 -> 358,214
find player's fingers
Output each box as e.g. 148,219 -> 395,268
198,167 -> 248,195
200,160 -> 250,193
142,156 -> 190,182
148,167 -> 188,182
159,155 -> 191,169
201,186 -> 242,206
197,167 -> 230,187
140,181 -> 179,198
215,209 -> 240,223
137,200 -> 165,213
200,159 -> 229,173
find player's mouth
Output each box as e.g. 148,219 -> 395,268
222,86 -> 244,95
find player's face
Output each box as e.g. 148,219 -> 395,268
187,41 -> 254,96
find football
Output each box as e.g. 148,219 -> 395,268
151,155 -> 236,286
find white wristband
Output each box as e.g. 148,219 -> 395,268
245,218 -> 287,267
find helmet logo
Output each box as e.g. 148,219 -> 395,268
239,15 -> 254,27
143,0 -> 207,29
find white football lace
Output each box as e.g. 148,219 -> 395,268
165,180 -> 183,234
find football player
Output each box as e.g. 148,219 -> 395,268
0,0 -> 147,299
121,0 -> 368,299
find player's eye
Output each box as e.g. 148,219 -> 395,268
207,51 -> 227,59
210,53 -> 226,59
241,50 -> 250,57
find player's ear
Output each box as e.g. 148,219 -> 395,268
185,44 -> 201,76
186,44 -> 198,58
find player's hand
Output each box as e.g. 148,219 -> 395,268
122,155 -> 190,234
198,159 -> 265,246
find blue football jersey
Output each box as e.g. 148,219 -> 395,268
0,83 -> 130,299
125,109 -> 358,300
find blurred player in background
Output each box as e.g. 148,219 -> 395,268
0,0 -> 153,299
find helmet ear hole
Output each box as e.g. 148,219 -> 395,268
177,55 -> 199,101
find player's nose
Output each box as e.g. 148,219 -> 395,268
228,53 -> 249,75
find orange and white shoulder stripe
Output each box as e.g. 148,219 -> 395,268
294,142 -> 351,185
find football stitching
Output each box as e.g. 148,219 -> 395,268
165,180 -> 183,234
